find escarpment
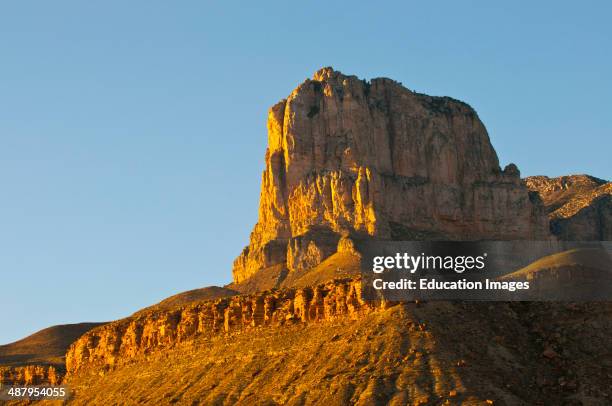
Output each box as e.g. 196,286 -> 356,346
233,67 -> 550,285
65,279 -> 386,375
0,322 -> 103,386
0,365 -> 62,386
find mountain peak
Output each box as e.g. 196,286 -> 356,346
232,70 -> 550,286
312,66 -> 338,81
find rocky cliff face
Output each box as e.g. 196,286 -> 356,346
65,279 -> 383,374
234,67 -> 550,283
0,365 -> 62,385
64,298 -> 612,405
526,175 -> 612,240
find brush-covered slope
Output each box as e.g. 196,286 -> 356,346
63,298 -> 612,405
0,322 -> 103,368
0,322 -> 104,387
134,286 -> 239,315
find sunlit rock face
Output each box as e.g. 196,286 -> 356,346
233,68 -> 550,283
0,365 -> 62,385
65,279 -> 375,374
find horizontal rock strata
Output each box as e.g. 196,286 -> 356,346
66,279 -> 387,375
0,365 -> 62,386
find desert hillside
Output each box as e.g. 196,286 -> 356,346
0,323 -> 104,368
66,301 -> 612,405
133,286 -> 239,315
0,322 -> 104,388
2,68 -> 611,405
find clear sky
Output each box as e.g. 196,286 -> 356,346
1,1 -> 610,344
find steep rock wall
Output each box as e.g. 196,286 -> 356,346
0,365 -> 62,386
234,68 -> 550,283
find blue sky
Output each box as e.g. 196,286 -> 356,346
1,1 -> 610,344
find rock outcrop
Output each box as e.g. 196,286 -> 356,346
0,321 -> 104,385
234,67 -> 550,284
65,279 -> 384,374
64,299 -> 612,405
0,365 -> 62,385
526,175 -> 612,240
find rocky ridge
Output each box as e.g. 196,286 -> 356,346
0,365 -> 62,386
526,175 -> 612,240
66,279 -> 383,375
63,299 -> 612,405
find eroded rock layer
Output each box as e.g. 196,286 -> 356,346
64,300 -> 612,405
0,365 -> 62,386
65,279 -> 384,375
234,68 -> 550,283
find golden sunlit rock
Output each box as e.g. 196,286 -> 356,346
233,68 -> 550,284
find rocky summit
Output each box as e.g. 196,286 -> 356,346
233,67 -> 550,285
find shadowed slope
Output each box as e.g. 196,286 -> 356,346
0,323 -> 104,367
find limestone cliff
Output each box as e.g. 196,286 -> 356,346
526,175 -> 612,240
0,365 -> 62,386
63,295 -> 612,405
234,67 -> 550,284
65,279 -> 383,374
